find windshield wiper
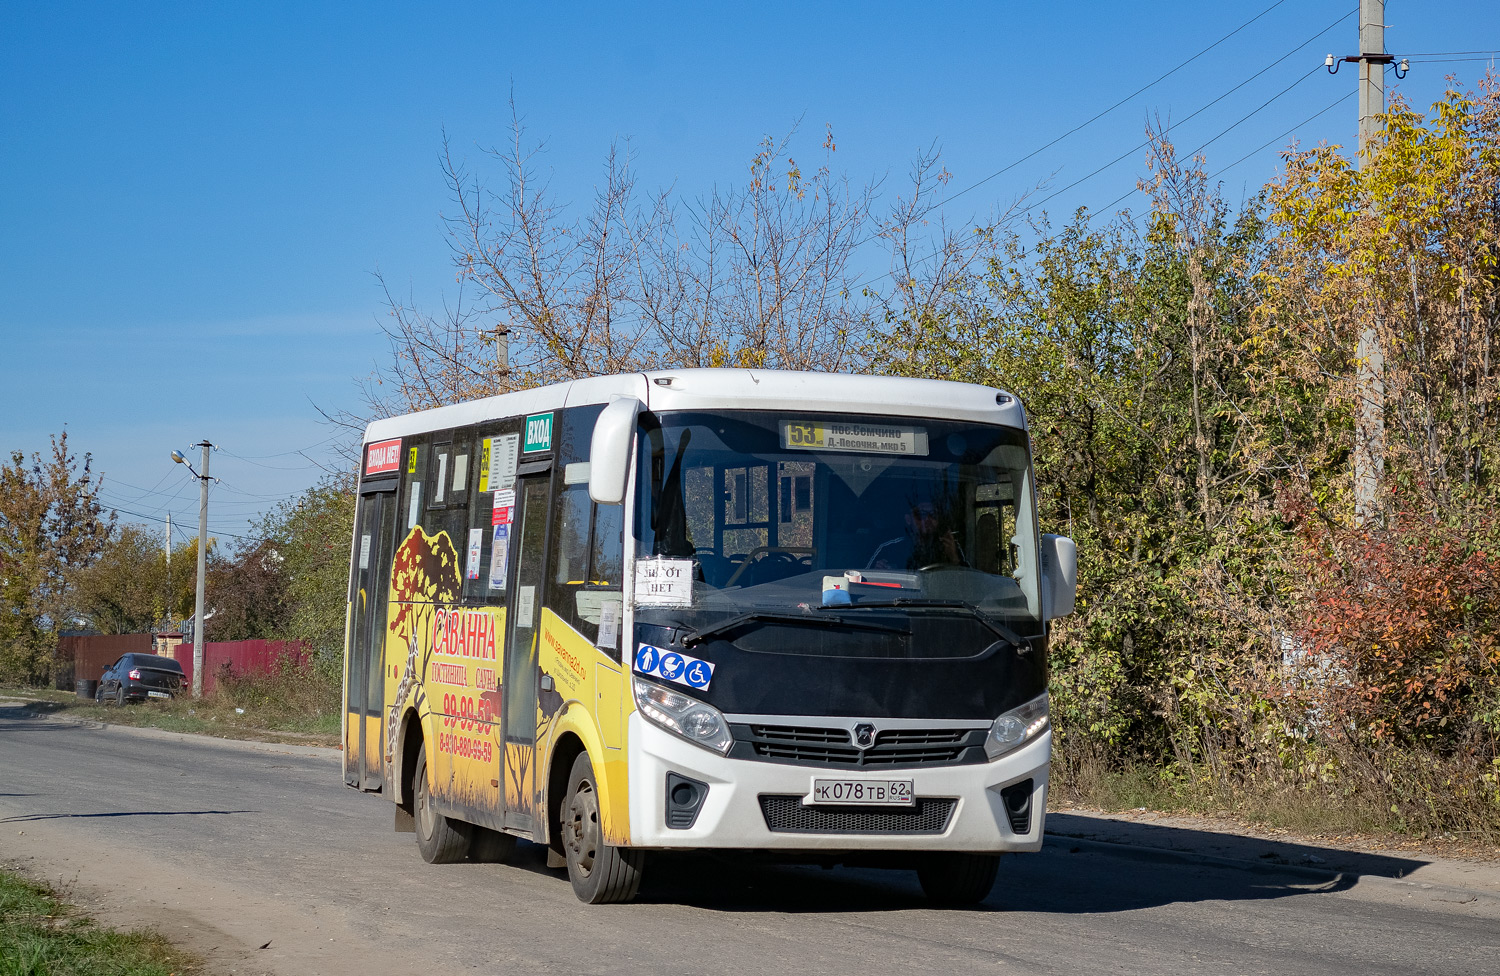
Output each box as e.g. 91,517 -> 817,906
682,611 -> 908,648
819,599 -> 1029,650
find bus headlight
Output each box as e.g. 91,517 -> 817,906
985,693 -> 1049,760
633,677 -> 733,755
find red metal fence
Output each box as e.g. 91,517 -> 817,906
55,635 -> 308,695
55,633 -> 152,688
172,639 -> 308,695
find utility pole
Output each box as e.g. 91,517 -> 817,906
1353,0 -> 1387,524
172,442 -> 213,698
165,512 -> 172,637
192,442 -> 210,698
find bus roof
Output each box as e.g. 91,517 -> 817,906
363,368 -> 1027,443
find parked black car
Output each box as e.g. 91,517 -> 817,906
96,654 -> 187,704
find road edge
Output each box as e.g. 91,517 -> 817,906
9,700 -> 1497,906
6,700 -> 340,761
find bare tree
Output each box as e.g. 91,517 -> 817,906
371,100 -> 1012,414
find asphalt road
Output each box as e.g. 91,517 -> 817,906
1,702 -> 1496,976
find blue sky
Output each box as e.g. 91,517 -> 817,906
3,1 -> 1496,544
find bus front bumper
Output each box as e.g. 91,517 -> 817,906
626,714 -> 1049,851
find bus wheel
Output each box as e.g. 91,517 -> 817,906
413,743 -> 471,863
469,826 -> 517,863
916,853 -> 1000,905
562,752 -> 642,903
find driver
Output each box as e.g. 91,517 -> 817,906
867,502 -> 966,570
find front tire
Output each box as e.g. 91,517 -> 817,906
562,752 -> 642,903
95,684 -> 104,705
413,743 -> 471,863
916,853 -> 1000,905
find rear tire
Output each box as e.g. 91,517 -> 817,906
916,853 -> 1000,906
413,743 -> 471,863
115,686 -> 126,706
469,826 -> 517,863
562,752 -> 642,903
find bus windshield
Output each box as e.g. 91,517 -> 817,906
634,410 -> 1041,632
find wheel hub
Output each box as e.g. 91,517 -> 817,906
566,781 -> 599,877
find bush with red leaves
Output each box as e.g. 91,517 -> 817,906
1289,494 -> 1500,752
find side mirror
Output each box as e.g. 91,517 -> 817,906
1039,533 -> 1077,620
588,397 -> 642,505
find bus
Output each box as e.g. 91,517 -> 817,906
343,368 -> 1077,904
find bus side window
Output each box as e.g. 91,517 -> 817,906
449,439 -> 471,510
586,501 -> 625,659
415,433 -> 473,594
547,485 -> 625,657
428,442 -> 452,507
401,441 -> 426,532
469,423 -> 523,604
591,503 -> 623,587
553,485 -> 592,587
549,485 -> 600,645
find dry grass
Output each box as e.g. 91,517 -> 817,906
1049,737 -> 1500,849
4,660 -> 341,747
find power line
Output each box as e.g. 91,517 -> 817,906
213,481 -> 309,502
108,504 -> 258,543
850,8 -> 1351,295
1090,64 -> 1351,219
1020,63 -> 1322,224
101,470 -> 177,498
929,0 -> 1299,212
97,478 -> 193,520
217,432 -> 348,461
1185,63 -> 1332,157
1003,6 -> 1351,216
1210,90 -> 1355,179
1088,88 -> 1357,221
216,452 -> 329,471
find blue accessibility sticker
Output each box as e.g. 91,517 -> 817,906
633,643 -> 715,691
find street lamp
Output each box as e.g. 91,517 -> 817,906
172,441 -> 213,698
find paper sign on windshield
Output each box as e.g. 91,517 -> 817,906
634,557 -> 693,607
782,421 -> 929,456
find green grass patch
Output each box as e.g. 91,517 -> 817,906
0,868 -> 200,975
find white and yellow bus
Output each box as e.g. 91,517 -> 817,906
343,369 -> 1077,903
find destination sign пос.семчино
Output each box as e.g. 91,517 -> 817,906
781,421 -> 929,456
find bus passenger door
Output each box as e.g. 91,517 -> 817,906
501,472 -> 551,830
345,485 -> 396,791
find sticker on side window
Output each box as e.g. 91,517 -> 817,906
492,488 -> 515,526
488,526 -> 509,590
489,433 -> 520,492
466,528 -> 483,581
597,599 -> 622,650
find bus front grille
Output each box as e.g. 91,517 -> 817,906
731,724 -> 986,768
758,795 -> 957,834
